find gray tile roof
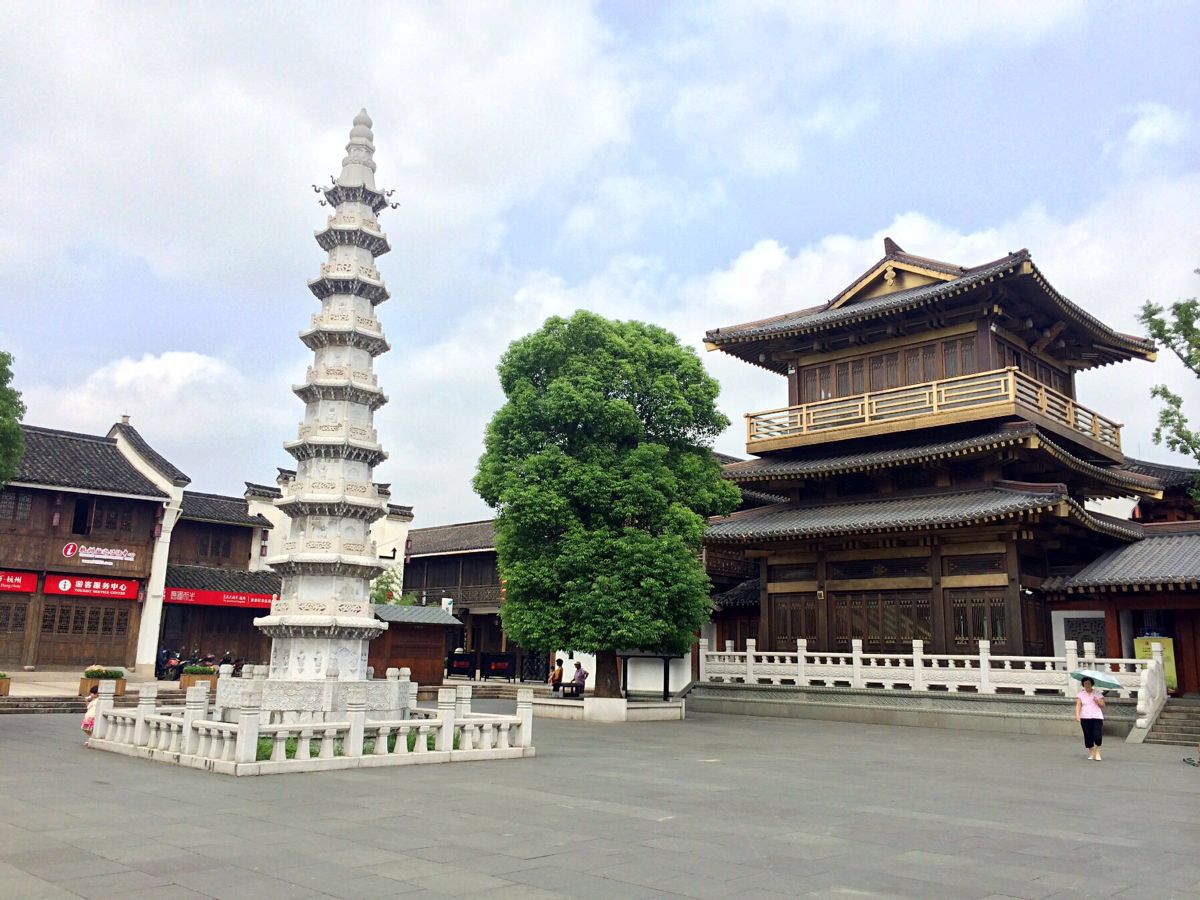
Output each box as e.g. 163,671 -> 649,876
705,249 -> 1153,373
244,482 -> 282,499
707,484 -> 1075,543
180,491 -> 273,528
407,520 -> 496,555
109,422 -> 190,486
712,577 -> 761,608
721,423 -> 1162,496
15,425 -> 168,498
372,603 -> 462,626
165,564 -> 281,595
1042,526 -> 1200,591
1120,458 -> 1198,490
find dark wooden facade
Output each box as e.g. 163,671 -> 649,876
167,520 -> 256,569
367,620 -> 452,686
704,240 -> 1162,659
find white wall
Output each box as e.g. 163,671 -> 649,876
1050,609 -> 1105,656
552,650 -> 693,696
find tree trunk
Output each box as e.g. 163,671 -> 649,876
594,649 -> 621,698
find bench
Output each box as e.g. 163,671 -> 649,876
560,682 -> 586,697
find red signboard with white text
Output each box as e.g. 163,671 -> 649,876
165,587 -> 274,609
0,570 -> 38,593
44,574 -> 139,600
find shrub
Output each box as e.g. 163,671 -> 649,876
182,665 -> 218,675
82,667 -> 124,679
0,672 -> 8,679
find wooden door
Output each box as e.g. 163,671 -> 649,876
0,596 -> 29,665
36,599 -> 136,667
772,593 -> 818,651
1177,611 -> 1200,695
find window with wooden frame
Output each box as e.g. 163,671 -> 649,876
941,337 -> 975,379
947,588 -> 1008,649
832,590 -> 933,651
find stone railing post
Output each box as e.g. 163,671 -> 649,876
436,688 -> 457,752
365,666 -> 374,680
516,688 -> 534,749
133,683 -> 158,746
697,638 -> 708,682
725,640 -> 734,652
181,684 -> 206,755
1082,641 -> 1096,663
978,640 -> 992,694
385,667 -> 402,716
93,681 -> 116,741
233,701 -> 261,764
796,639 -> 807,685
1064,640 -> 1078,696
911,640 -> 925,691
345,697 -> 366,757
851,639 -> 863,689
744,638 -> 756,683
455,684 -> 473,720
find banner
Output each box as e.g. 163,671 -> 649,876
44,574 -> 139,600
1134,636 -> 1177,692
165,587 -> 274,609
0,570 -> 37,593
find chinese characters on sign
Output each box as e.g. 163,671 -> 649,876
0,570 -> 38,593
43,576 -> 139,600
60,542 -> 136,566
164,588 -> 273,609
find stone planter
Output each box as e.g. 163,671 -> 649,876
179,673 -> 218,692
0,678 -> 10,697
79,678 -> 126,697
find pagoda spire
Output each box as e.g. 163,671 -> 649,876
254,110 -> 396,685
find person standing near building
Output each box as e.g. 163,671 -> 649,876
81,686 -> 99,748
550,658 -> 564,696
1074,676 -> 1105,761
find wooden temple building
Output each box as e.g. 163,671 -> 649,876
702,240 -> 1200,680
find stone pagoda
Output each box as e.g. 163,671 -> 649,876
253,109 -> 393,687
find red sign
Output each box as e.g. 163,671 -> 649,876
165,587 -> 274,609
0,570 -> 37,593
44,574 -> 139,600
62,542 -> 78,558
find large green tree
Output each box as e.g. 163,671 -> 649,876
0,351 -> 25,487
474,311 -> 741,697
1138,270 -> 1200,500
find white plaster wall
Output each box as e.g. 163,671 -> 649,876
551,650 -> 692,695
369,513 -> 413,587
247,497 -> 289,570
1050,609 -> 1105,656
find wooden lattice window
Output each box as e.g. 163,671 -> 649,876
773,593 -> 818,646
832,590 -> 932,651
948,588 -> 1007,649
828,557 -> 929,581
942,554 -> 1005,576
0,601 -> 27,633
768,563 -> 817,582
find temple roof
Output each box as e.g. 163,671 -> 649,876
721,422 -> 1163,497
165,564 -> 281,595
109,421 -> 191,486
180,491 -> 273,528
13,425 -> 168,499
705,482 -> 1143,544
705,243 -> 1155,374
407,520 -> 497,556
1119,457 -> 1199,490
372,603 -> 462,626
1043,523 -> 1200,592
712,577 -> 761,608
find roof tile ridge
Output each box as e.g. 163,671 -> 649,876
21,423 -> 116,444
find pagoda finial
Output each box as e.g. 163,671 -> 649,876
337,107 -> 377,189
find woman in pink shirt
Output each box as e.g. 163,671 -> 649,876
1074,676 -> 1106,761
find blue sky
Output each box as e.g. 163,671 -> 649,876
1,1 -> 1197,525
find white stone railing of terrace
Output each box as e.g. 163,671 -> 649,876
745,367 -> 1121,454
698,638 -> 1167,728
88,680 -> 534,776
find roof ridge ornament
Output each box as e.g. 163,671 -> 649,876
883,236 -> 903,255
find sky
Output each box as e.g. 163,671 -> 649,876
1,1 -> 1198,527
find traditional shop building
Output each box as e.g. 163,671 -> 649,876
703,239 -> 1166,660
0,424 -> 170,669
158,490 -> 280,663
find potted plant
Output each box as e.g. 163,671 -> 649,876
0,672 -> 9,697
179,665 -> 219,692
80,665 -> 126,696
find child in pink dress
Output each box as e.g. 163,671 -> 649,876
81,685 -> 98,747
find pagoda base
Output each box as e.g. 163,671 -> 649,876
254,614 -> 386,682
215,667 -> 416,722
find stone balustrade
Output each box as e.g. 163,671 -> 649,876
307,312 -> 384,335
88,679 -> 535,776
699,638 -> 1166,702
304,365 -> 380,388
294,422 -> 380,446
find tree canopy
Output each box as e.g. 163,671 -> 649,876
474,311 -> 741,696
0,351 -> 25,488
1138,270 -> 1200,499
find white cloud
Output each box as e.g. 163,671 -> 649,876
561,175 -> 726,246
1107,102 -> 1193,175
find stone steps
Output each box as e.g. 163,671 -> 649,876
1145,698 -> 1200,746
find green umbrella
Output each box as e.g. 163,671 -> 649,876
1070,668 -> 1122,690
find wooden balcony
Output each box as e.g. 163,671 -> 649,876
745,367 -> 1122,460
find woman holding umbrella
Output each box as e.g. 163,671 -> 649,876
1072,669 -> 1112,761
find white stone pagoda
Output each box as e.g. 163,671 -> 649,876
253,109 -> 393,686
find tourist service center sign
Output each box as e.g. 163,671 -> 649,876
59,541 -> 137,567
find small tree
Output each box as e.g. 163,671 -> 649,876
369,565 -> 404,605
474,311 -> 741,697
0,351 -> 25,488
1138,270 -> 1200,499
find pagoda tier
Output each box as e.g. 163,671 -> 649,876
255,110 -> 394,681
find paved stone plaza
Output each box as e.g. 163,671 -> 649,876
1,706 -> 1197,899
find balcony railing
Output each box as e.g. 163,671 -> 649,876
746,367 -> 1121,453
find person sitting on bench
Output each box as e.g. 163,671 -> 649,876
562,661 -> 589,696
